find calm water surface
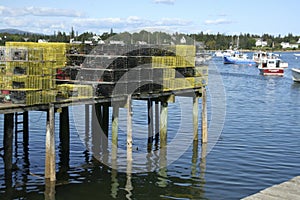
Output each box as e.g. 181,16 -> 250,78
0,52 -> 300,199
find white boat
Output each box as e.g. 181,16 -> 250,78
214,50 -> 223,57
258,58 -> 284,76
253,51 -> 288,68
293,53 -> 300,57
214,49 -> 235,57
291,68 -> 300,82
224,51 -> 257,65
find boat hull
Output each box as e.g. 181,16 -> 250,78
224,56 -> 257,65
291,68 -> 300,82
259,68 -> 284,76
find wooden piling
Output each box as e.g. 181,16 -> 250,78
91,104 -> 101,158
193,96 -> 199,141
59,107 -> 70,169
125,98 -> 133,197
127,95 -> 133,160
44,178 -> 56,200
23,111 -> 29,148
112,105 -> 119,160
147,99 -> 154,145
4,113 -> 14,171
160,101 -> 168,147
112,105 -> 119,147
102,103 -> 109,162
155,100 -> 159,145
45,104 -> 56,181
85,104 -> 90,147
102,103 -> 109,137
201,87 -> 208,143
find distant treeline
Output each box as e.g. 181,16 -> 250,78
0,28 -> 299,50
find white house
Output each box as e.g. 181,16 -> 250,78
255,39 -> 268,47
281,42 -> 299,49
180,36 -> 186,44
109,40 -> 125,45
136,41 -> 147,45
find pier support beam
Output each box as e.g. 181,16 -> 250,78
155,100 -> 159,146
91,104 -> 101,159
59,107 -> 70,169
160,100 -> 168,148
85,104 -> 90,146
23,111 -> 29,148
147,99 -> 154,146
193,96 -> 199,141
201,87 -> 207,144
127,95 -> 133,160
112,105 -> 119,160
45,104 -> 56,181
4,113 -> 14,173
102,103 -> 109,137
102,103 -> 109,162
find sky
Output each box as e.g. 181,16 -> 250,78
0,0 -> 299,36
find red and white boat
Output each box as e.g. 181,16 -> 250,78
253,51 -> 288,68
258,58 -> 285,76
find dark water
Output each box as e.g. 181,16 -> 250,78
1,52 -> 300,200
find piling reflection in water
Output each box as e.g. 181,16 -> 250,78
0,127 -> 208,199
0,91 -> 207,199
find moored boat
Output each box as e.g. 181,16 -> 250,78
291,68 -> 300,82
293,53 -> 300,57
258,58 -> 284,76
224,51 -> 257,65
253,51 -> 288,68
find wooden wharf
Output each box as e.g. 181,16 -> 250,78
242,176 -> 300,200
0,42 -> 209,187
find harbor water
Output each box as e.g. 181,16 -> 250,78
0,52 -> 300,199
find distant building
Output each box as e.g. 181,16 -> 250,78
180,36 -> 186,44
109,40 -> 125,45
38,39 -> 48,43
84,40 -> 93,45
255,39 -> 268,47
70,38 -> 82,44
281,42 -> 299,49
136,41 -> 147,45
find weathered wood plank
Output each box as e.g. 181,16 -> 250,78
242,176 -> 300,200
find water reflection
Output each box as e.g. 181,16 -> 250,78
44,179 -> 55,200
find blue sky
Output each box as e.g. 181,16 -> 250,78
0,0 -> 299,36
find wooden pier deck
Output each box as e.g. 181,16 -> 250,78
242,176 -> 300,200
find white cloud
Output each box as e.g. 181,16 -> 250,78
153,0 -> 175,5
155,18 -> 190,26
0,6 -> 84,17
204,18 -> 233,25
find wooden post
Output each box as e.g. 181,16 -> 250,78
102,103 -> 109,137
3,113 -> 14,200
155,100 -> 159,145
147,99 -> 154,145
202,87 -> 208,143
23,111 -> 29,148
45,104 -> 56,181
191,140 -> 198,177
91,104 -> 101,159
44,178 -> 56,200
112,105 -> 119,160
193,96 -> 199,141
160,101 -> 168,147
59,107 -> 70,169
127,95 -> 133,159
4,113 -> 14,172
85,104 -> 90,149
102,103 -> 109,162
